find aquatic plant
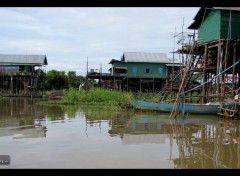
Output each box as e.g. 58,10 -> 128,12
61,88 -> 133,107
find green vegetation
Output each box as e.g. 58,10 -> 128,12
132,91 -> 204,104
62,88 -> 132,105
133,92 -> 160,102
41,88 -> 134,110
163,92 -> 205,104
44,70 -> 85,90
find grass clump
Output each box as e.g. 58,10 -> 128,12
61,88 -> 133,107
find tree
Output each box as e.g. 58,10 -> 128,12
45,70 -> 68,90
44,70 -> 86,90
67,71 -> 77,88
67,71 -> 86,88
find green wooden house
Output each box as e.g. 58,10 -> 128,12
109,52 -> 177,78
109,52 -> 181,93
188,7 -> 240,44
186,7 -> 240,104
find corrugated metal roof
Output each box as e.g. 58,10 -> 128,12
122,52 -> 175,63
214,7 -> 240,11
108,59 -> 124,64
0,54 -> 48,65
188,7 -> 240,29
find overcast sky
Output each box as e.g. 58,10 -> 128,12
0,7 -> 199,76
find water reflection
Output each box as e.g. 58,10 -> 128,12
1,97 -> 240,168
0,97 -> 47,138
110,113 -> 240,169
170,117 -> 240,169
81,105 -> 134,137
78,107 -> 240,168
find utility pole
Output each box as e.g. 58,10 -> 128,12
85,56 -> 88,91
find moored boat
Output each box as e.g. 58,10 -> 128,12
129,100 -> 221,115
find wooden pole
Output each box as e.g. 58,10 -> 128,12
153,78 -> 155,93
140,78 -> 141,93
85,57 -> 88,91
202,44 -> 208,103
113,67 -> 115,91
216,39 -> 221,102
127,77 -> 128,92
222,41 -> 229,99
232,43 -> 236,96
10,75 -> 13,94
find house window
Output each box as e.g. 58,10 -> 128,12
132,66 -> 137,73
145,68 -> 150,73
158,67 -> 163,74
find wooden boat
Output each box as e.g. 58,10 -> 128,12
129,100 -> 221,115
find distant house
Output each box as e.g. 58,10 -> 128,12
110,52 -> 175,78
0,54 -> 48,96
188,7 -> 240,44
108,52 -> 181,93
0,54 -> 47,75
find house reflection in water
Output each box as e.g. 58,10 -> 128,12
122,134 -> 167,144
121,115 -> 170,144
109,113 -> 173,144
0,126 -> 46,139
0,97 -> 47,139
109,113 -> 240,168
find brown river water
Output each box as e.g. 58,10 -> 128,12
0,97 -> 240,169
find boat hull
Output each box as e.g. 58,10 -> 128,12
129,100 -> 220,115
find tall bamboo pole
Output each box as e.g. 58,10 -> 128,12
202,44 -> 208,103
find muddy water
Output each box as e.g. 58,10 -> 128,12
0,97 -> 240,168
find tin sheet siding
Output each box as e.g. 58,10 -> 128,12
221,11 -> 240,40
198,11 -> 221,44
126,63 -> 168,78
197,9 -> 240,44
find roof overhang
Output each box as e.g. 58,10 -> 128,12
109,59 -> 124,64
115,67 -> 127,70
166,63 -> 182,67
